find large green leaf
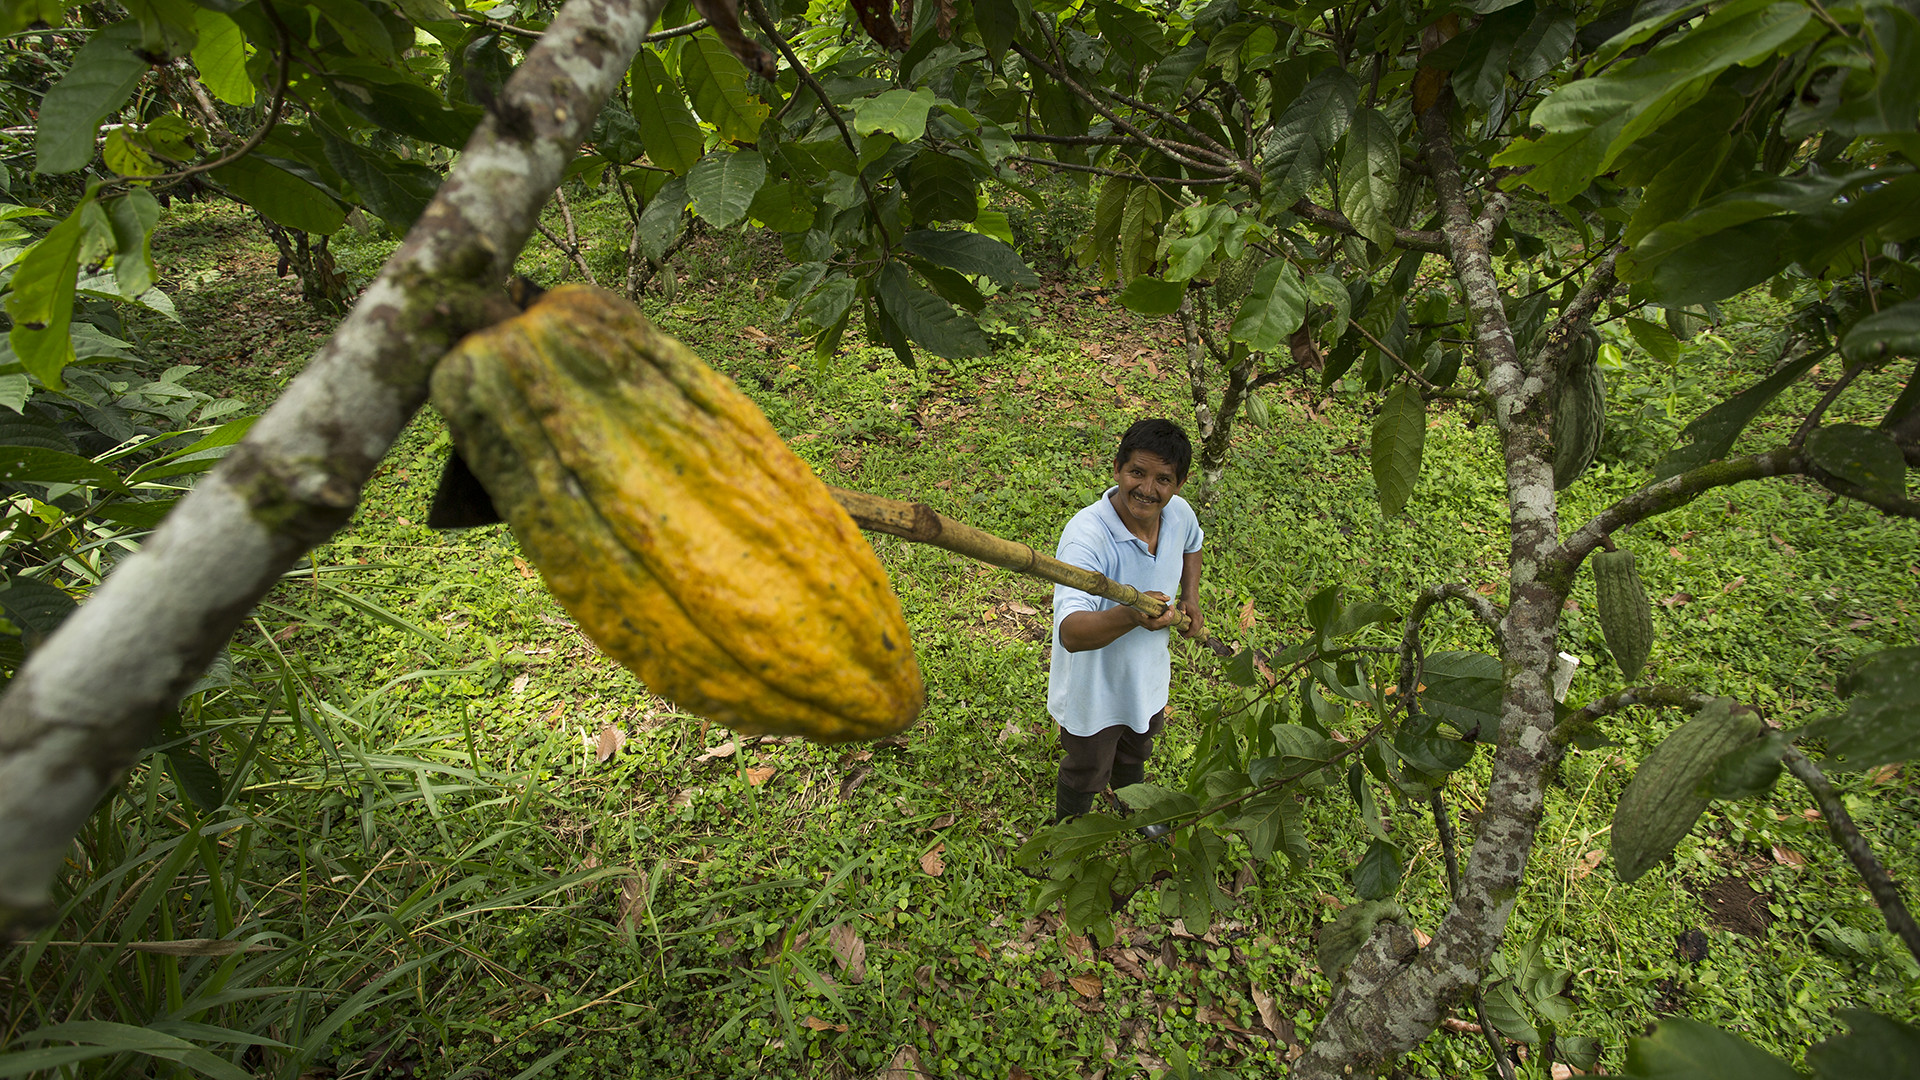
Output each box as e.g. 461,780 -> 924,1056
1352,839 -> 1404,900
1419,651 -> 1504,741
589,101 -> 647,165
1841,295 -> 1920,364
1808,1010 -> 1920,1080
1229,258 -> 1306,352
4,205 -> 90,387
319,129 -> 440,231
1496,0 -> 1813,202
874,262 -> 989,358
684,150 -> 765,229
1094,0 -> 1164,69
900,230 -> 1038,287
1450,2 -> 1531,112
191,9 -> 255,106
106,189 -> 161,297
0,446 -> 128,491
1621,1018 -> 1801,1080
1805,424 -> 1907,500
680,34 -> 768,144
1261,70 -> 1356,208
1370,383 -> 1425,517
851,88 -> 937,141
212,156 -> 346,235
1339,108 -> 1400,249
0,578 -> 78,644
747,179 -> 816,232
972,0 -> 1024,61
1803,647 -> 1920,771
637,175 -> 689,261
1116,275 -> 1185,315
1651,346 -> 1819,480
1140,41 -> 1207,108
36,23 -> 148,174
906,150 -> 977,224
629,49 -> 704,175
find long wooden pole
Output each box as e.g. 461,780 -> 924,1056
827,487 -> 1192,635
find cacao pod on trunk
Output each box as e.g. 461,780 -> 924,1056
1551,331 -> 1605,490
1610,699 -> 1764,883
1593,548 -> 1654,682
432,285 -> 924,743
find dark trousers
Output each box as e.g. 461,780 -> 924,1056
1057,709 -> 1165,793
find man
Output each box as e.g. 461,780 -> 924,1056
1047,418 -> 1204,824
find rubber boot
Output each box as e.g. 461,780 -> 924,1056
1052,777 -> 1096,825
1110,762 -> 1171,839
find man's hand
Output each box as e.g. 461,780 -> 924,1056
1177,594 -> 1202,639
1132,590 -> 1178,632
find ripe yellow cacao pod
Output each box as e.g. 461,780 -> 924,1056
431,285 -> 923,743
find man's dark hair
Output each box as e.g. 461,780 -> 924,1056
1114,418 -> 1192,481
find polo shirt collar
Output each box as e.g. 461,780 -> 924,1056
1095,486 -> 1152,551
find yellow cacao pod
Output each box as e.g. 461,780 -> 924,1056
431,285 -> 924,743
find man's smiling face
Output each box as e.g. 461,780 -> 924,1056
1111,449 -> 1186,529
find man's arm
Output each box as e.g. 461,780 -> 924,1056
1178,549 -> 1203,639
1059,591 -> 1177,652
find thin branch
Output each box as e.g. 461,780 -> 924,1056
1005,155 -> 1235,185
1009,40 -> 1245,181
1290,199 -> 1448,255
1011,132 -> 1141,146
1790,362 -> 1870,449
0,0 -> 672,930
1782,747 -> 1920,968
744,0 -> 893,249
1548,685 -> 1712,748
1555,447 -> 1799,573
1529,249 -> 1619,379
117,11 -> 291,193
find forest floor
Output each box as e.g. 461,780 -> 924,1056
52,193 -> 1920,1079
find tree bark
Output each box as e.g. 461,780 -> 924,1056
0,0 -> 668,929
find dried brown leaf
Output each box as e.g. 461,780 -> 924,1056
801,1015 -> 848,1032
1571,849 -> 1605,881
510,673 -> 530,696
1252,985 -> 1282,1037
1238,597 -> 1258,631
1062,932 -> 1090,962
828,923 -> 867,984
1772,844 -> 1807,868
920,843 -> 946,877
618,875 -> 645,930
596,723 -> 625,763
1068,973 -> 1102,998
696,741 -> 738,762
512,554 -> 534,578
744,765 -> 775,786
881,1045 -> 930,1080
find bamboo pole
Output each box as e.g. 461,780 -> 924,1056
827,487 -> 1192,635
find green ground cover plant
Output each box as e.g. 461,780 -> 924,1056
5,197 -> 1911,1078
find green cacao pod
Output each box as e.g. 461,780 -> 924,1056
1593,548 -> 1654,682
432,285 -> 924,743
1611,699 -> 1764,883
1551,331 -> 1605,490
1244,391 -> 1271,429
1212,247 -> 1260,307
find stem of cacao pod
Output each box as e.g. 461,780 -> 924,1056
828,487 -> 1195,636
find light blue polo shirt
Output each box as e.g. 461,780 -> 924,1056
1047,487 -> 1203,736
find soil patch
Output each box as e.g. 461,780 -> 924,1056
1697,874 -> 1773,937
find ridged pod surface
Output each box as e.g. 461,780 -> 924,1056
1611,699 -> 1763,883
432,285 -> 924,743
1551,331 -> 1605,490
1593,548 -> 1654,682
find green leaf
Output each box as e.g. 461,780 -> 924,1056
105,189 -> 161,297
1094,0 -> 1164,69
306,0 -> 394,60
1261,69 -> 1356,207
1622,316 -> 1680,365
1652,346 -> 1819,480
164,750 -> 224,812
906,150 -> 977,224
900,230 -> 1038,287
1497,1 -> 1813,202
4,205 -> 87,388
685,151 -> 765,229
681,34 -> 768,144
319,129 -> 439,231
1116,185 -> 1163,282
1803,647 -> 1920,771
852,88 -> 937,142
628,50 -> 705,176
1805,424 -> 1907,500
589,101 -> 647,165
1223,648 -> 1258,687
0,446 -> 129,491
212,156 -> 345,235
1841,296 -> 1920,364
1621,1017 -> 1802,1080
1700,729 -> 1787,799
1116,275 -> 1185,315
1808,1010 -> 1920,1080
747,179 -> 815,232
874,262 -> 989,359
191,9 -> 255,106
1140,41 -> 1207,108
1419,651 -> 1504,741
1370,383 -> 1425,517
1339,107 -> 1399,249
1451,2 -> 1531,112
1480,979 -> 1541,1044
0,578 -> 77,643
1229,258 -> 1306,351
36,23 -> 148,175
637,175 -> 689,261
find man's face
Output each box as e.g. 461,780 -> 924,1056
1112,449 -> 1186,525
